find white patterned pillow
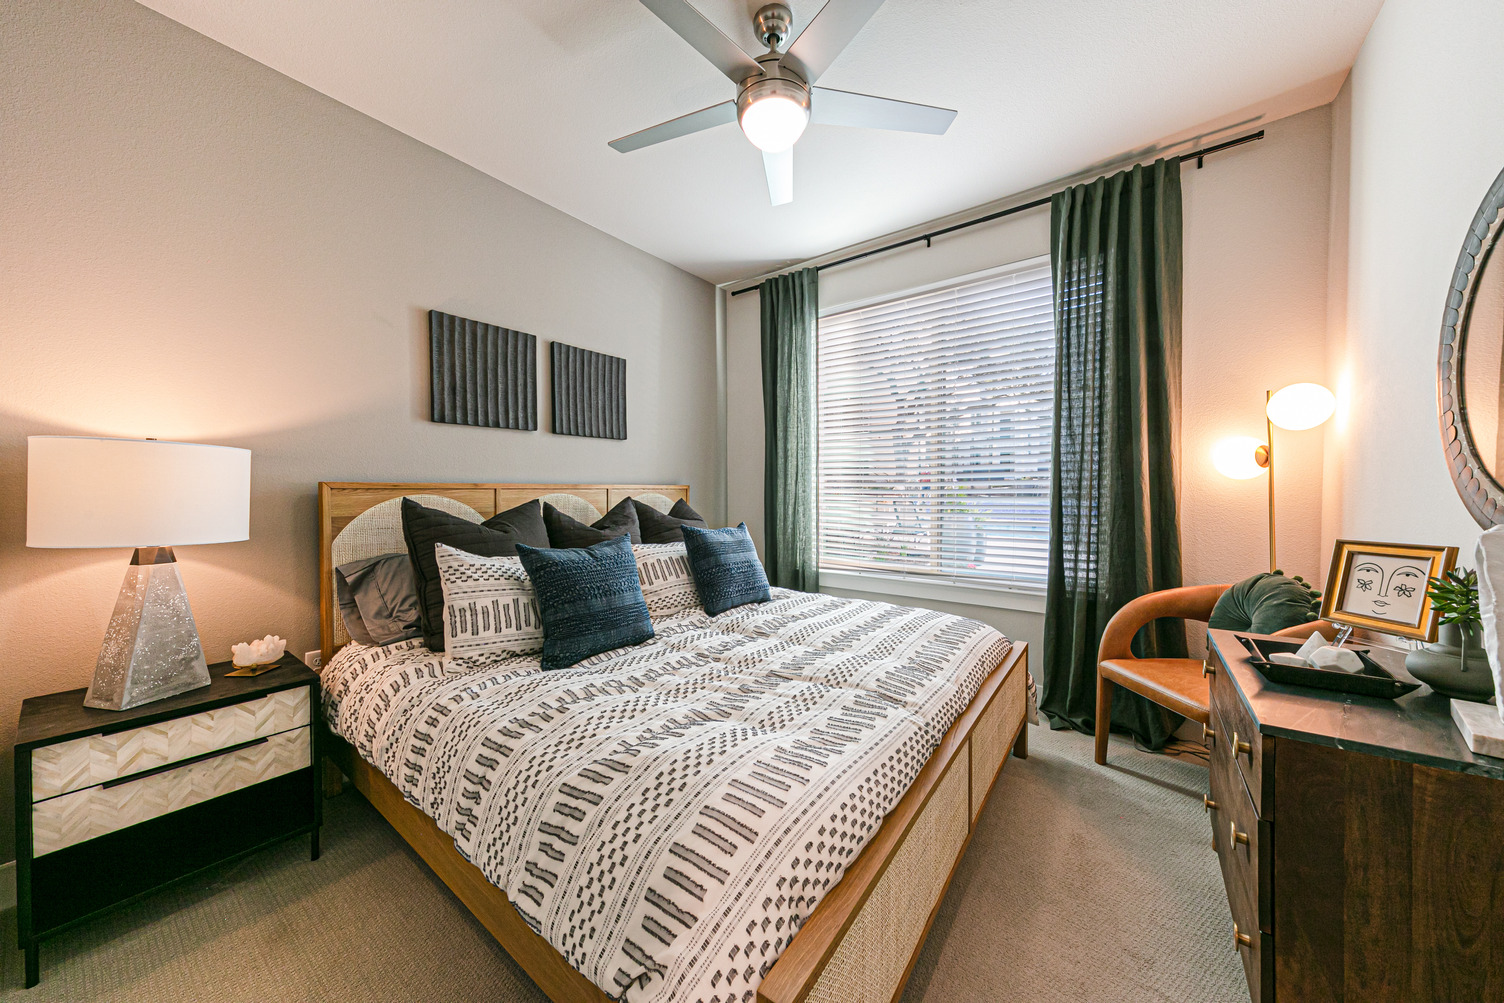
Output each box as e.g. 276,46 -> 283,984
435,543 -> 543,669
634,543 -> 700,620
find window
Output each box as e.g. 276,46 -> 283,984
816,257 -> 1056,593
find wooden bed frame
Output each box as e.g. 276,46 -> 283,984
318,481 -> 1030,1003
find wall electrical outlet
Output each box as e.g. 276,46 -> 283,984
303,650 -> 322,669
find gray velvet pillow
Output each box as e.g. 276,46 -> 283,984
335,552 -> 423,646
543,498 -> 642,548
632,497 -> 708,544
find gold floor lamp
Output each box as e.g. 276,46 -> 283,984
1212,383 -> 1336,573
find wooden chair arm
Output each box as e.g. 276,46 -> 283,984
1098,584 -> 1231,663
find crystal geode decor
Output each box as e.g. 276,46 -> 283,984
85,547 -> 211,711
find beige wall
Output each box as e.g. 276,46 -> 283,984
1324,0 -> 1504,557
725,105 -> 1336,656
1181,105 -> 1333,589
0,0 -> 717,860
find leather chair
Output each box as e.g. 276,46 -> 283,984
1094,584 -> 1333,765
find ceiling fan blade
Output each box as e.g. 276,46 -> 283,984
763,149 -> 793,205
811,87 -> 956,134
782,0 -> 887,84
637,0 -> 762,83
609,101 -> 737,153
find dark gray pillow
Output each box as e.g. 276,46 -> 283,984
632,497 -> 707,544
335,553 -> 421,646
401,497 -> 550,651
543,498 -> 642,548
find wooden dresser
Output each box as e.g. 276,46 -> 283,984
1204,629 -> 1504,1002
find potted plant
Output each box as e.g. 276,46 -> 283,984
1404,567 -> 1496,700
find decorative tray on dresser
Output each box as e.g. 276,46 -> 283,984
14,654 -> 320,988
1204,629 -> 1504,1003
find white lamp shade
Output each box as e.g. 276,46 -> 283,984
1212,436 -> 1268,480
27,436 -> 251,548
1266,383 -> 1336,431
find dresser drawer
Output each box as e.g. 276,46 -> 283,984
1208,649 -> 1270,818
30,686 -> 311,801
1210,709 -> 1274,1003
32,727 -> 310,856
1228,886 -> 1272,1003
1210,703 -> 1271,934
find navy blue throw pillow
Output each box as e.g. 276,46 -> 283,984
681,523 -> 772,616
515,535 -> 654,670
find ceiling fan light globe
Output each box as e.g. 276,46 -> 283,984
740,94 -> 808,152
737,76 -> 811,152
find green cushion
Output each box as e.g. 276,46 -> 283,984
1208,572 -> 1319,634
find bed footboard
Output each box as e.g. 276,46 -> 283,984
757,642 -> 1029,1003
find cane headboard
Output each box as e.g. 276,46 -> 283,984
317,482 -> 690,663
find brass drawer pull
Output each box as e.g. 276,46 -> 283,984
1230,820 -> 1250,847
1232,730 -> 1252,759
1202,659 -> 1216,678
1234,922 -> 1253,950
1203,795 -> 1217,813
1202,724 -> 1217,746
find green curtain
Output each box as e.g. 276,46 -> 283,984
1040,158 -> 1186,749
760,267 -> 820,592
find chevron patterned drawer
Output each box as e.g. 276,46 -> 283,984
32,727 -> 310,857
31,686 -> 311,801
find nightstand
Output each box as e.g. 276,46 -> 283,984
14,654 -> 320,988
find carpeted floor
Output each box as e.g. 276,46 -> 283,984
0,727 -> 1245,1002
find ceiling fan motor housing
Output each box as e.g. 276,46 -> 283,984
738,67 -> 810,117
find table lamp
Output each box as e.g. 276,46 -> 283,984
27,436 -> 252,710
1212,383 -> 1336,573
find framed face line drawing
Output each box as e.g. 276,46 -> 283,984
1320,539 -> 1459,642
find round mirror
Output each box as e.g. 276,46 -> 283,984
1439,166 -> 1504,526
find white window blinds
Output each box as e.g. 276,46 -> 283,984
816,258 -> 1056,591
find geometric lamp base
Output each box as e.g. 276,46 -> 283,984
84,547 -> 212,711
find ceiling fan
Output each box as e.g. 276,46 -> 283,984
611,0 -> 957,206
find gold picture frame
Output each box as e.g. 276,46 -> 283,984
1320,539 -> 1458,642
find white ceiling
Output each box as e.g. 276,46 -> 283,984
136,0 -> 1383,284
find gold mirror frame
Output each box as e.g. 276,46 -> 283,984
1440,165 -> 1504,527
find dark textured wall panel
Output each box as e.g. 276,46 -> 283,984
551,342 -> 626,440
429,310 -> 537,430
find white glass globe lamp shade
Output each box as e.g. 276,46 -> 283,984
738,78 -> 810,153
1266,383 -> 1336,431
1212,437 -> 1269,480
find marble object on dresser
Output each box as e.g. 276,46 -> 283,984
1475,526 -> 1504,723
1453,699 -> 1504,757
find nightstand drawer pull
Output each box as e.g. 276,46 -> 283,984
1232,730 -> 1252,759
1234,922 -> 1253,950
1230,820 -> 1250,847
101,737 -> 268,789
1202,659 -> 1215,678
1202,724 -> 1216,746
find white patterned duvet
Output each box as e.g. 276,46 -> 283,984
323,588 -> 1011,1003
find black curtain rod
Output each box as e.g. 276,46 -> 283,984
729,129 -> 1265,296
